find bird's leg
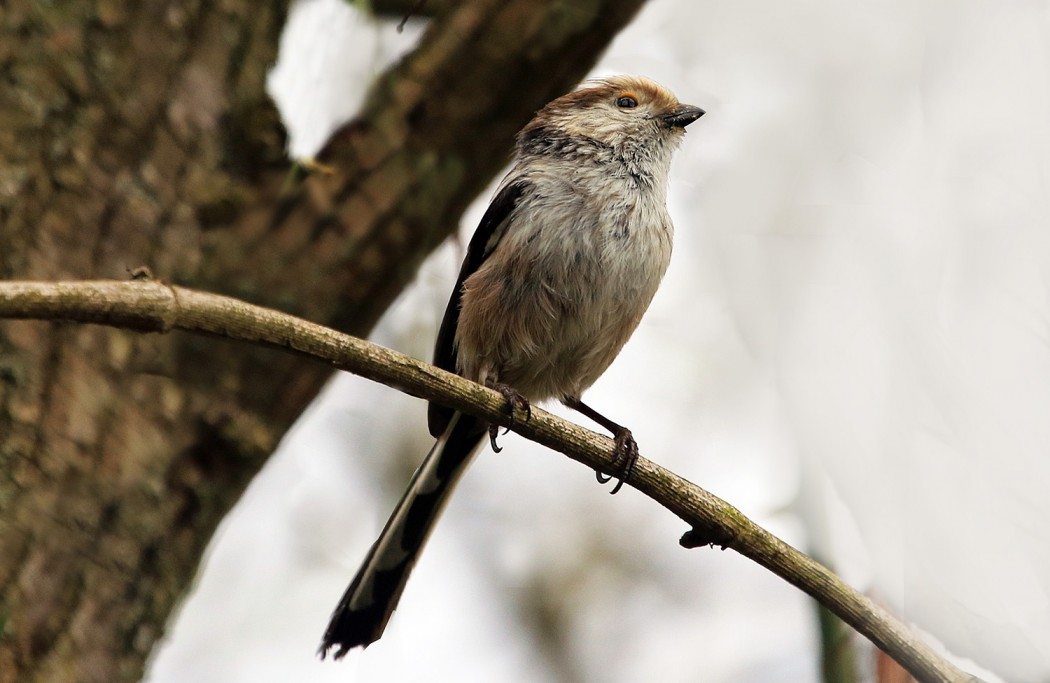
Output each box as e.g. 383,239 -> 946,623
486,381 -> 531,453
562,397 -> 638,495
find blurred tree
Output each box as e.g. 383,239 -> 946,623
0,1 -> 647,681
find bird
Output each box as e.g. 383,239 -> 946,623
319,75 -> 704,658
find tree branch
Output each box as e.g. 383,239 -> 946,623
0,280 -> 982,683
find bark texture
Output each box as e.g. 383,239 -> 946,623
0,1 -> 646,680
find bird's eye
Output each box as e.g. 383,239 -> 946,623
616,94 -> 638,109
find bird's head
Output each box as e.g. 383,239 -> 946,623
518,75 -> 704,161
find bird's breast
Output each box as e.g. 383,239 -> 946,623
455,174 -> 674,400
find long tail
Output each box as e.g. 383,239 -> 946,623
319,411 -> 485,658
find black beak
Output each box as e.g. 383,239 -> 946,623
662,105 -> 705,128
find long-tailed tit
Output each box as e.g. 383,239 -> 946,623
320,75 -> 704,657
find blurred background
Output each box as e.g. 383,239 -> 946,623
144,1 -> 1050,681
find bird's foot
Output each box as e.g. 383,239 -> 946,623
595,427 -> 638,495
487,383 -> 531,453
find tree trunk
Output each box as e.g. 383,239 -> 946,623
0,1 -> 646,681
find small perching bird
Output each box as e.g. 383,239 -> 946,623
320,75 -> 704,657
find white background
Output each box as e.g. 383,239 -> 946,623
147,1 -> 1050,681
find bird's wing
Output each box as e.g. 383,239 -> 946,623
427,180 -> 528,436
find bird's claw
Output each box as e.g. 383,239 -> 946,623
488,424 -> 504,453
487,383 -> 531,452
595,428 -> 638,495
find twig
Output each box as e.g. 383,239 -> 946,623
0,279 -> 983,683
397,0 -> 428,32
